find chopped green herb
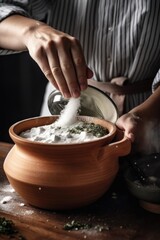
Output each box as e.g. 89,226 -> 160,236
63,220 -> 110,232
94,224 -> 110,232
0,217 -> 26,239
0,217 -> 17,235
63,220 -> 92,231
68,122 -> 108,138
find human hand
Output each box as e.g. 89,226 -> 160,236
116,85 -> 160,154
116,112 -> 145,153
116,111 -> 159,154
116,112 -> 141,142
24,22 -> 93,98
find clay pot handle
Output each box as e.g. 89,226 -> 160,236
100,128 -> 131,158
108,128 -> 131,156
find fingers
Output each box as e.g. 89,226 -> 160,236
71,38 -> 89,91
125,129 -> 136,142
28,42 -> 59,90
116,119 -> 135,142
46,42 -> 72,98
56,37 -> 82,98
86,67 -> 94,79
28,26 -> 90,98
116,113 -> 142,142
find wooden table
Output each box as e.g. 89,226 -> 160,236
0,141 -> 160,240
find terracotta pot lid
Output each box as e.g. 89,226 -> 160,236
48,86 -> 118,123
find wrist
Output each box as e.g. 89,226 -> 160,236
23,20 -> 45,48
0,15 -> 45,51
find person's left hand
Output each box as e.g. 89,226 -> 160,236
116,112 -> 141,141
116,112 -> 145,153
116,86 -> 160,154
116,111 -> 159,154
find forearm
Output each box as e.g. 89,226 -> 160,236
116,86 -> 160,143
0,14 -> 42,51
0,13 -> 92,98
129,86 -> 160,121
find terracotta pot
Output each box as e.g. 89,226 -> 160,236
4,116 -> 131,210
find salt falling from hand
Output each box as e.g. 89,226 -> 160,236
54,97 -> 81,127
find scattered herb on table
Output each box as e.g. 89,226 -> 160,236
63,220 -> 92,231
0,217 -> 26,239
63,220 -> 111,232
0,217 -> 17,235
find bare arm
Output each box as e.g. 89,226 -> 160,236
0,15 -> 93,98
116,86 -> 160,152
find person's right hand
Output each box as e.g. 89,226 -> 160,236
24,22 -> 93,98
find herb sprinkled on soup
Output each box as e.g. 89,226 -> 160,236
20,121 -> 109,144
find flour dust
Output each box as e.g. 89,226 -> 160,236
55,97 -> 81,127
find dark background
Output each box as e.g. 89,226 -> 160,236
0,52 -> 48,143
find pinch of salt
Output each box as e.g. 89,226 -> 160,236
55,97 -> 81,127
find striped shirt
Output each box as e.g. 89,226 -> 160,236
0,0 -> 160,114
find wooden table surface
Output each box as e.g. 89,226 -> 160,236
0,141 -> 160,240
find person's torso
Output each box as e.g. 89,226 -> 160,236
29,0 -> 160,83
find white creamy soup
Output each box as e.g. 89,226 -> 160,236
20,121 -> 108,144
20,98 -> 108,144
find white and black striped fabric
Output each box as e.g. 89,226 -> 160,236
0,0 -> 160,113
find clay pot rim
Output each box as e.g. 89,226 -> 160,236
9,115 -> 117,147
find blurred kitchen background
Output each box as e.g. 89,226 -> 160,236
0,52 -> 48,143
